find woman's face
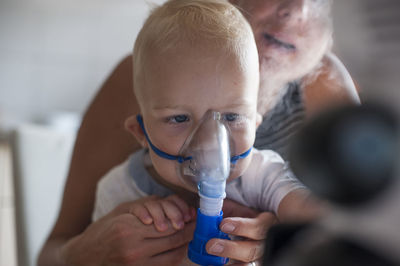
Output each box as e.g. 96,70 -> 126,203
230,0 -> 332,82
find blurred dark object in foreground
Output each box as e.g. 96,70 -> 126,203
264,223 -> 399,266
264,103 -> 400,266
290,104 -> 398,206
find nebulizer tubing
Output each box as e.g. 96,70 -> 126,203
136,111 -> 251,265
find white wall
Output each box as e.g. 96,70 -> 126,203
0,0 -> 166,129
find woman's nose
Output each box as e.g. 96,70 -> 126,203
277,0 -> 308,24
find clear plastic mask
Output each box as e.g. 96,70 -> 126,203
178,111 -> 233,198
136,111 -> 252,199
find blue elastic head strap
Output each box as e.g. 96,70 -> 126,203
136,114 -> 191,163
136,114 -> 251,164
230,147 -> 252,164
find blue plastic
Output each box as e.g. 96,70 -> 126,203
188,209 -> 230,265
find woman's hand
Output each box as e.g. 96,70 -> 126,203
59,201 -> 196,266
129,195 -> 196,232
206,199 -> 278,265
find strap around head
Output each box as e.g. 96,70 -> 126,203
136,115 -> 191,163
230,147 -> 252,165
136,114 -> 252,164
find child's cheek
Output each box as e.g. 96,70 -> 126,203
227,154 -> 252,181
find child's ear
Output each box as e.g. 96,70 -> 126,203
124,115 -> 148,148
256,112 -> 263,128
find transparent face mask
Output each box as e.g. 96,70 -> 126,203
178,111 -> 233,198
137,110 -> 252,214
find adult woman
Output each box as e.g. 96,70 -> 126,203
233,0 -> 359,158
38,0 -> 359,265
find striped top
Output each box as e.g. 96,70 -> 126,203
254,82 -> 306,160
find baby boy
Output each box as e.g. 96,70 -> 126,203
93,0 -> 318,236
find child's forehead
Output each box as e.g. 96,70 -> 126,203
152,40 -> 235,61
142,54 -> 258,111
146,50 -> 250,87
146,41 -> 254,76
137,40 -> 259,109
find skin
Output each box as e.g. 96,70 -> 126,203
230,0 -> 359,115
121,43 -> 264,264
124,44 -> 322,264
38,1 -> 360,265
126,45 -> 261,192
232,0 -> 332,81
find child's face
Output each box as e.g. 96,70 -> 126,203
136,46 -> 260,192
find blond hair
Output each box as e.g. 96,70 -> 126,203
133,0 -> 256,101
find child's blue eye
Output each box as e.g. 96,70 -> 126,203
169,115 -> 189,123
223,113 -> 239,122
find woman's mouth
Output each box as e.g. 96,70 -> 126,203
262,33 -> 296,51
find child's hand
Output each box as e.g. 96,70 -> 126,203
129,195 -> 196,232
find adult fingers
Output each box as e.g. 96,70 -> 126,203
220,212 -> 278,240
149,243 -> 189,265
205,238 -> 264,263
108,217 -> 194,261
107,213 -> 176,240
222,199 -> 259,218
142,220 -> 196,254
98,214 -> 182,264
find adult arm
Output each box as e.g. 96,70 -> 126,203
277,188 -> 325,223
303,52 -> 361,117
38,55 -> 142,265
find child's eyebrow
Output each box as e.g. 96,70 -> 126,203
152,101 -> 254,110
223,102 -> 255,109
152,105 -> 191,111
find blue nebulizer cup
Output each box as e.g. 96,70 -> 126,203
178,111 -> 232,265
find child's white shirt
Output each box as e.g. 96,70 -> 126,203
93,148 -> 305,221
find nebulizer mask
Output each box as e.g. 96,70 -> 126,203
137,110 -> 252,265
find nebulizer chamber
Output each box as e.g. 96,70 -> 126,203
179,111 -> 232,265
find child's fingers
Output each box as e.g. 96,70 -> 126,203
144,200 -> 168,232
129,203 -> 153,225
160,200 -> 185,230
165,195 -> 193,222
